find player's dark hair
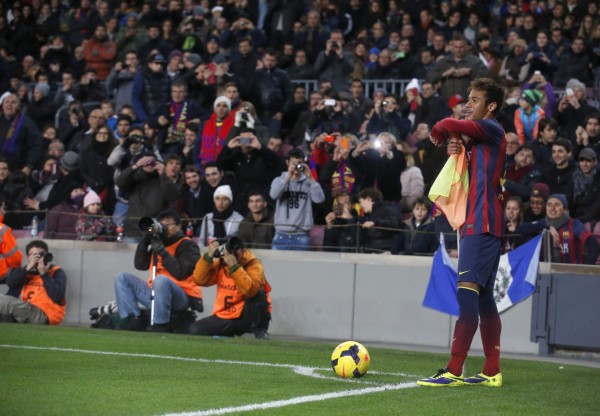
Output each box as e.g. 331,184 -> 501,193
468,78 -> 504,116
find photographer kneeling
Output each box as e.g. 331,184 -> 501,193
189,236 -> 271,339
114,210 -> 202,332
0,240 -> 66,325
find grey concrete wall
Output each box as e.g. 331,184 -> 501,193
10,239 -> 539,354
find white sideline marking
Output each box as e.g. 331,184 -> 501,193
161,383 -> 416,416
0,344 -> 418,415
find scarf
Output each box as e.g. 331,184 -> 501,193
330,159 -> 356,194
165,100 -> 188,145
199,113 -> 235,164
2,112 -> 23,155
572,167 -> 597,201
212,204 -> 234,238
546,213 -> 570,261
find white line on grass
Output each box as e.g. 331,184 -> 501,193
0,344 -> 418,415
160,382 -> 416,416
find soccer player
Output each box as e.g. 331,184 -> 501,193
417,78 -> 507,387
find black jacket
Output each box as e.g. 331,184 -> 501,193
360,202 -> 400,253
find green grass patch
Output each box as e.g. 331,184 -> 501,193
0,324 -> 598,416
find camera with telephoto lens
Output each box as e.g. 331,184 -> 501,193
139,217 -> 163,236
213,236 -> 244,259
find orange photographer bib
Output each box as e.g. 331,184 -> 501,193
20,266 -> 66,325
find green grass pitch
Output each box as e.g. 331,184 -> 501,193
1,324 -> 599,416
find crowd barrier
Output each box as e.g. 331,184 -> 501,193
4,237 -> 543,355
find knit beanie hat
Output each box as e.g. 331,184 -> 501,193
520,89 -> 542,107
35,83 -> 50,98
548,193 -> 568,209
84,189 -> 102,208
214,96 -> 231,111
213,185 -> 233,202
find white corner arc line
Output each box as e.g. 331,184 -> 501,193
0,344 -> 418,415
160,382 -> 417,416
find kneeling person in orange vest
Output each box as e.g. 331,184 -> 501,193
189,236 -> 271,339
0,240 -> 66,325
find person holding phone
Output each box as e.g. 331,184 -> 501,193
216,131 -> 285,216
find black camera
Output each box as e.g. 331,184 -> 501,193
28,252 -> 53,274
295,163 -> 304,172
213,236 -> 243,258
124,134 -> 145,147
139,217 -> 163,235
330,41 -> 339,50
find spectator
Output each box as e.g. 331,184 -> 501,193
180,166 -> 207,235
518,194 -> 600,264
555,37 -> 591,87
250,49 -> 292,136
197,96 -> 236,167
318,134 -> 363,205
64,108 -> 106,154
0,94 -> 42,176
556,78 -> 597,144
323,189 -> 359,252
574,114 -> 600,158
402,197 -> 437,256
132,53 -> 170,124
27,83 -> 57,131
156,80 -> 204,156
114,210 -> 202,332
189,236 -> 271,339
314,30 -> 354,93
53,70 -> 77,108
72,67 -> 107,103
217,130 -> 284,216
79,125 -> 117,214
230,38 -> 259,100
504,143 -> 541,201
515,89 -> 545,144
237,192 -> 276,250
287,49 -> 317,80
138,23 -> 170,63
115,12 -> 148,62
521,30 -> 559,83
22,150 -> 82,213
414,81 -> 449,129
114,149 -> 180,239
448,94 -> 466,120
106,50 -> 140,112
367,49 -> 398,79
357,187 -> 400,254
270,148 -> 325,251
307,94 -> 351,138
498,38 -> 530,86
435,34 -> 490,101
398,140 -> 425,213
46,185 -> 86,240
347,79 -> 373,132
293,10 -> 329,64
198,185 -> 243,245
1,240 -> 66,325
571,148 -> 600,222
412,122 -> 447,191
533,117 -> 558,171
75,189 -> 115,241
503,196 -> 525,253
366,94 -> 411,141
82,23 -> 117,81
391,38 -> 420,79
523,182 -> 550,223
351,132 -> 407,204
542,139 -> 576,203
291,90 -> 323,147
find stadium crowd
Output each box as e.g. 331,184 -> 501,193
0,0 -> 600,264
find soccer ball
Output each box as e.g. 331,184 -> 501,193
331,341 -> 370,378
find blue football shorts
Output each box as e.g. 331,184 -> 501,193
457,234 -> 503,290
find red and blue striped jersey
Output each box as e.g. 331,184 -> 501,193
549,218 -> 592,264
436,118 -> 507,238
